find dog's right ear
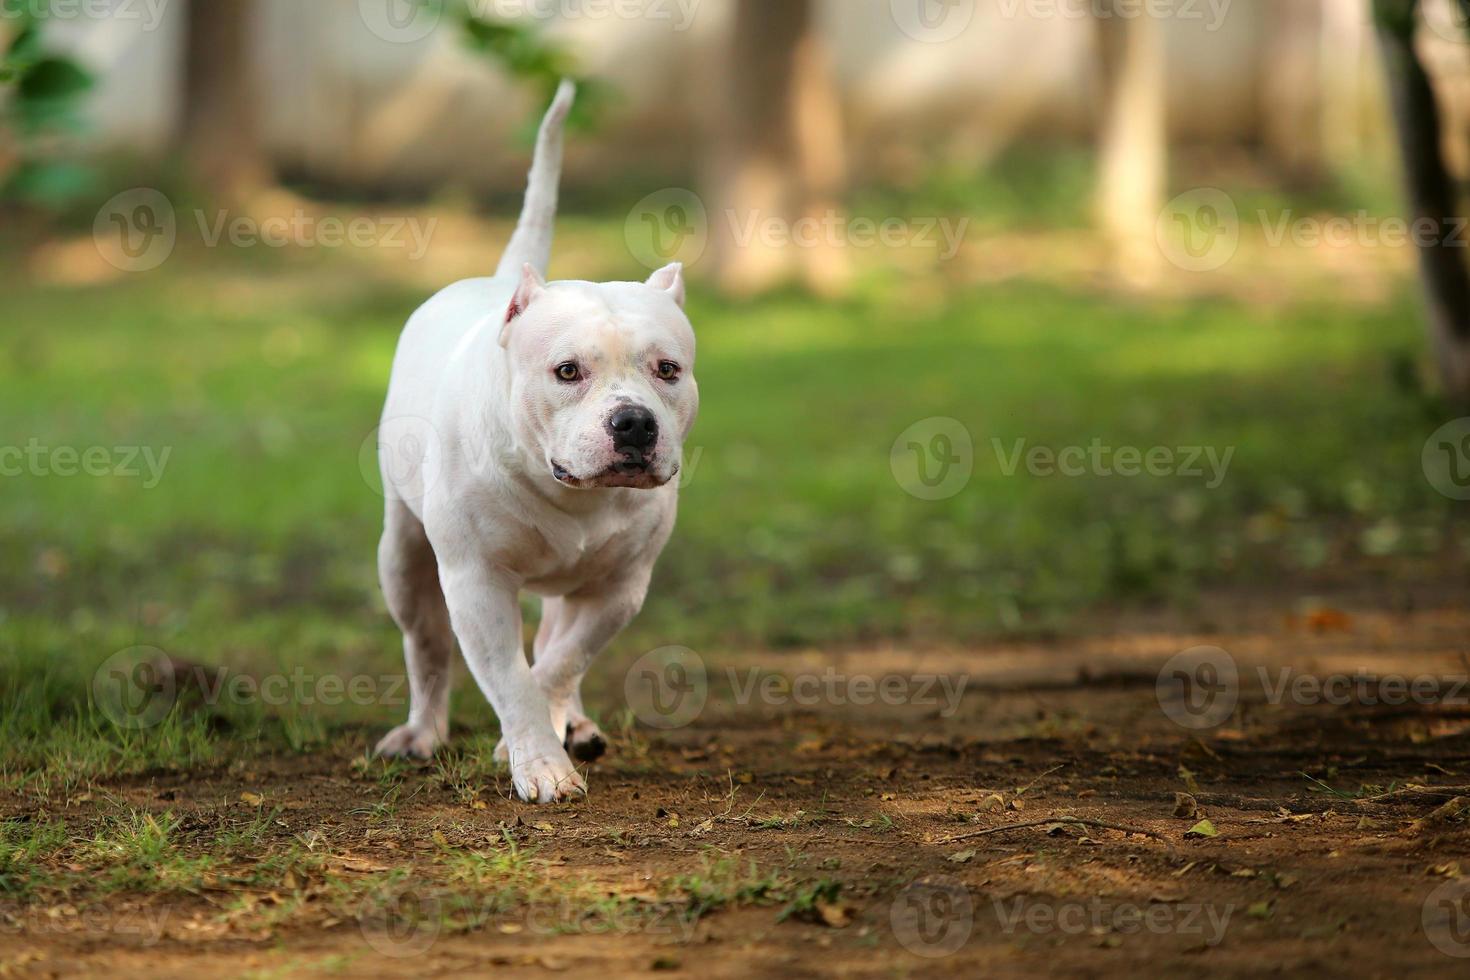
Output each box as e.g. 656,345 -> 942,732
499,264 -> 547,347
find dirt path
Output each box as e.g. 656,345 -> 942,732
5,602 -> 1470,978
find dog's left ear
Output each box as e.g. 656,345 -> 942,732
646,262 -> 685,309
500,264 -> 547,347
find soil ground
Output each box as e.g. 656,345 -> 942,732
5,595 -> 1470,979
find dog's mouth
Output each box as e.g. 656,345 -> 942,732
552,455 -> 675,490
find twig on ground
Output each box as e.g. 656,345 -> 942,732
1358,785 -> 1470,805
932,815 -> 1170,845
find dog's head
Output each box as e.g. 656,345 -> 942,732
499,262 -> 697,490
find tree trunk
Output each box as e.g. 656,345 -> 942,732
1260,0 -> 1326,184
1094,1 -> 1167,286
1376,5 -> 1470,403
181,0 -> 269,203
704,0 -> 848,295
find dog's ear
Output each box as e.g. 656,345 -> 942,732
500,264 -> 547,347
646,262 -> 685,309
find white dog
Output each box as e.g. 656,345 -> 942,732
371,81 -> 697,803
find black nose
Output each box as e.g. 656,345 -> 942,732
608,405 -> 658,451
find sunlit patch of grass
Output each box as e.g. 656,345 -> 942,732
0,818 -> 68,897
84,810 -> 214,893
668,851 -> 790,921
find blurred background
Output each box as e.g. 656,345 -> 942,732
2,0 -> 1467,716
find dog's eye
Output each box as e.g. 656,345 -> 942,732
655,360 -> 680,382
555,362 -> 582,382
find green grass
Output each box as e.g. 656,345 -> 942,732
0,207 -> 1463,781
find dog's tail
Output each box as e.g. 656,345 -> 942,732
495,79 -> 575,280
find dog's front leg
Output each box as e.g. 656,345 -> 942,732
438,560 -> 586,803
531,576 -> 650,761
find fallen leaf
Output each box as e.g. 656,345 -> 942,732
814,899 -> 853,928
947,849 -> 977,864
1185,819 -> 1219,839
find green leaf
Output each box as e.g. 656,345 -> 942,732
18,56 -> 92,101
1184,819 -> 1219,839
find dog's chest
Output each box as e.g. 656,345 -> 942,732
518,510 -> 655,596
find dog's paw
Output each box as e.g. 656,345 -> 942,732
373,724 -> 441,760
506,737 -> 586,804
564,717 -> 608,763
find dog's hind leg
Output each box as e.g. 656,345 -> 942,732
374,499 -> 454,760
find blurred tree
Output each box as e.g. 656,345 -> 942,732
0,7 -> 95,207
704,0 -> 849,296
1094,0 -> 1166,287
1375,0 -> 1470,404
1261,0 -> 1327,184
181,0 -> 269,203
